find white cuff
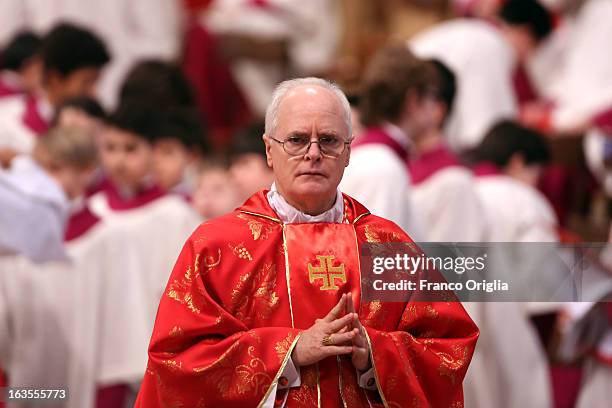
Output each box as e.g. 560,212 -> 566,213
261,357 -> 301,408
357,367 -> 377,390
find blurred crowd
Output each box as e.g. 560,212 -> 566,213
0,0 -> 611,407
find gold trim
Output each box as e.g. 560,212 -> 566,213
239,210 -> 282,224
352,225 -> 363,315
282,224 -> 295,328
363,330 -> 390,408
256,334 -> 301,408
316,363 -> 321,408
337,356 -> 348,408
353,212 -> 370,224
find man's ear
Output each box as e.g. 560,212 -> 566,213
263,134 -> 273,168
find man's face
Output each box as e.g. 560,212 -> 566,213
100,127 -> 153,191
263,86 -> 351,213
152,138 -> 192,191
47,67 -> 101,106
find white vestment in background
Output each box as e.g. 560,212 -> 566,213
409,19 -> 517,151
340,126 -> 425,240
528,0 -> 612,132
462,174 -> 558,408
0,0 -> 181,107
88,192 -> 202,385
411,165 -> 486,242
0,155 -> 69,263
202,0 -> 340,115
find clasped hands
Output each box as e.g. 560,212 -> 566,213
291,293 -> 370,372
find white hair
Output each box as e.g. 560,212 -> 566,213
264,77 -> 353,139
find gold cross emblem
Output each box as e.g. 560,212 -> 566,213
308,255 -> 346,291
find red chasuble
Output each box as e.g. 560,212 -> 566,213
135,191 -> 479,407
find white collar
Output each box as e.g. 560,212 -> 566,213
266,182 -> 344,224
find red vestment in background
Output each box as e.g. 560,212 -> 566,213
135,191 -> 479,407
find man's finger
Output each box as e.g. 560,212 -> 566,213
328,312 -> 356,332
353,331 -> 367,348
323,345 -> 353,356
328,328 -> 358,346
346,292 -> 356,314
322,293 -> 347,322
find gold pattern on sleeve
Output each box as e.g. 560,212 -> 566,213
166,254 -> 205,314
169,326 -> 184,338
237,213 -> 273,240
364,225 -> 403,243
161,359 -> 183,372
229,242 -> 253,261
202,248 -> 221,273
235,346 -> 273,395
364,225 -> 381,243
274,332 -> 297,364
231,262 -> 279,324
437,344 -> 469,386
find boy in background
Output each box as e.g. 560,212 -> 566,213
228,121 -> 273,201
0,23 -> 109,160
0,126 -> 98,263
0,31 -> 41,98
152,109 -> 207,197
87,100 -> 201,403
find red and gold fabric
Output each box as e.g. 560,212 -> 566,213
135,191 -> 479,407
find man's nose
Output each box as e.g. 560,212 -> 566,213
304,140 -> 322,161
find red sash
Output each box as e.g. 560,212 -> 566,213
21,95 -> 50,135
409,143 -> 463,185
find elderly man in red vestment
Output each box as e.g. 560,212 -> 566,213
135,77 -> 479,407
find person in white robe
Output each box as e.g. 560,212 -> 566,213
0,126 -> 98,263
408,59 -> 487,242
0,0 -> 180,108
0,23 -> 110,157
87,101 -> 202,392
409,0 -> 554,152
528,0 -> 612,133
340,46 -> 432,239
201,0 -> 341,115
466,120 -> 561,408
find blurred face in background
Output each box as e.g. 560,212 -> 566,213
403,91 -> 440,139
152,138 -> 195,191
192,166 -> 240,219
45,67 -> 101,107
229,153 -> 274,200
505,153 -> 543,187
35,148 -> 96,200
100,126 -> 153,191
499,23 -> 538,63
56,107 -> 105,142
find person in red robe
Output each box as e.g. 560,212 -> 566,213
136,77 -> 479,407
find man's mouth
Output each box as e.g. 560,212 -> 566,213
297,171 -> 326,177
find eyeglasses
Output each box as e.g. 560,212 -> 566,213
270,135 -> 350,158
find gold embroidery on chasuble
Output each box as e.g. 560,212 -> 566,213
274,332 -> 298,364
308,255 -> 347,291
230,262 -> 280,324
166,254 -> 206,314
237,213 -> 274,241
229,242 -> 253,261
437,343 -> 470,385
